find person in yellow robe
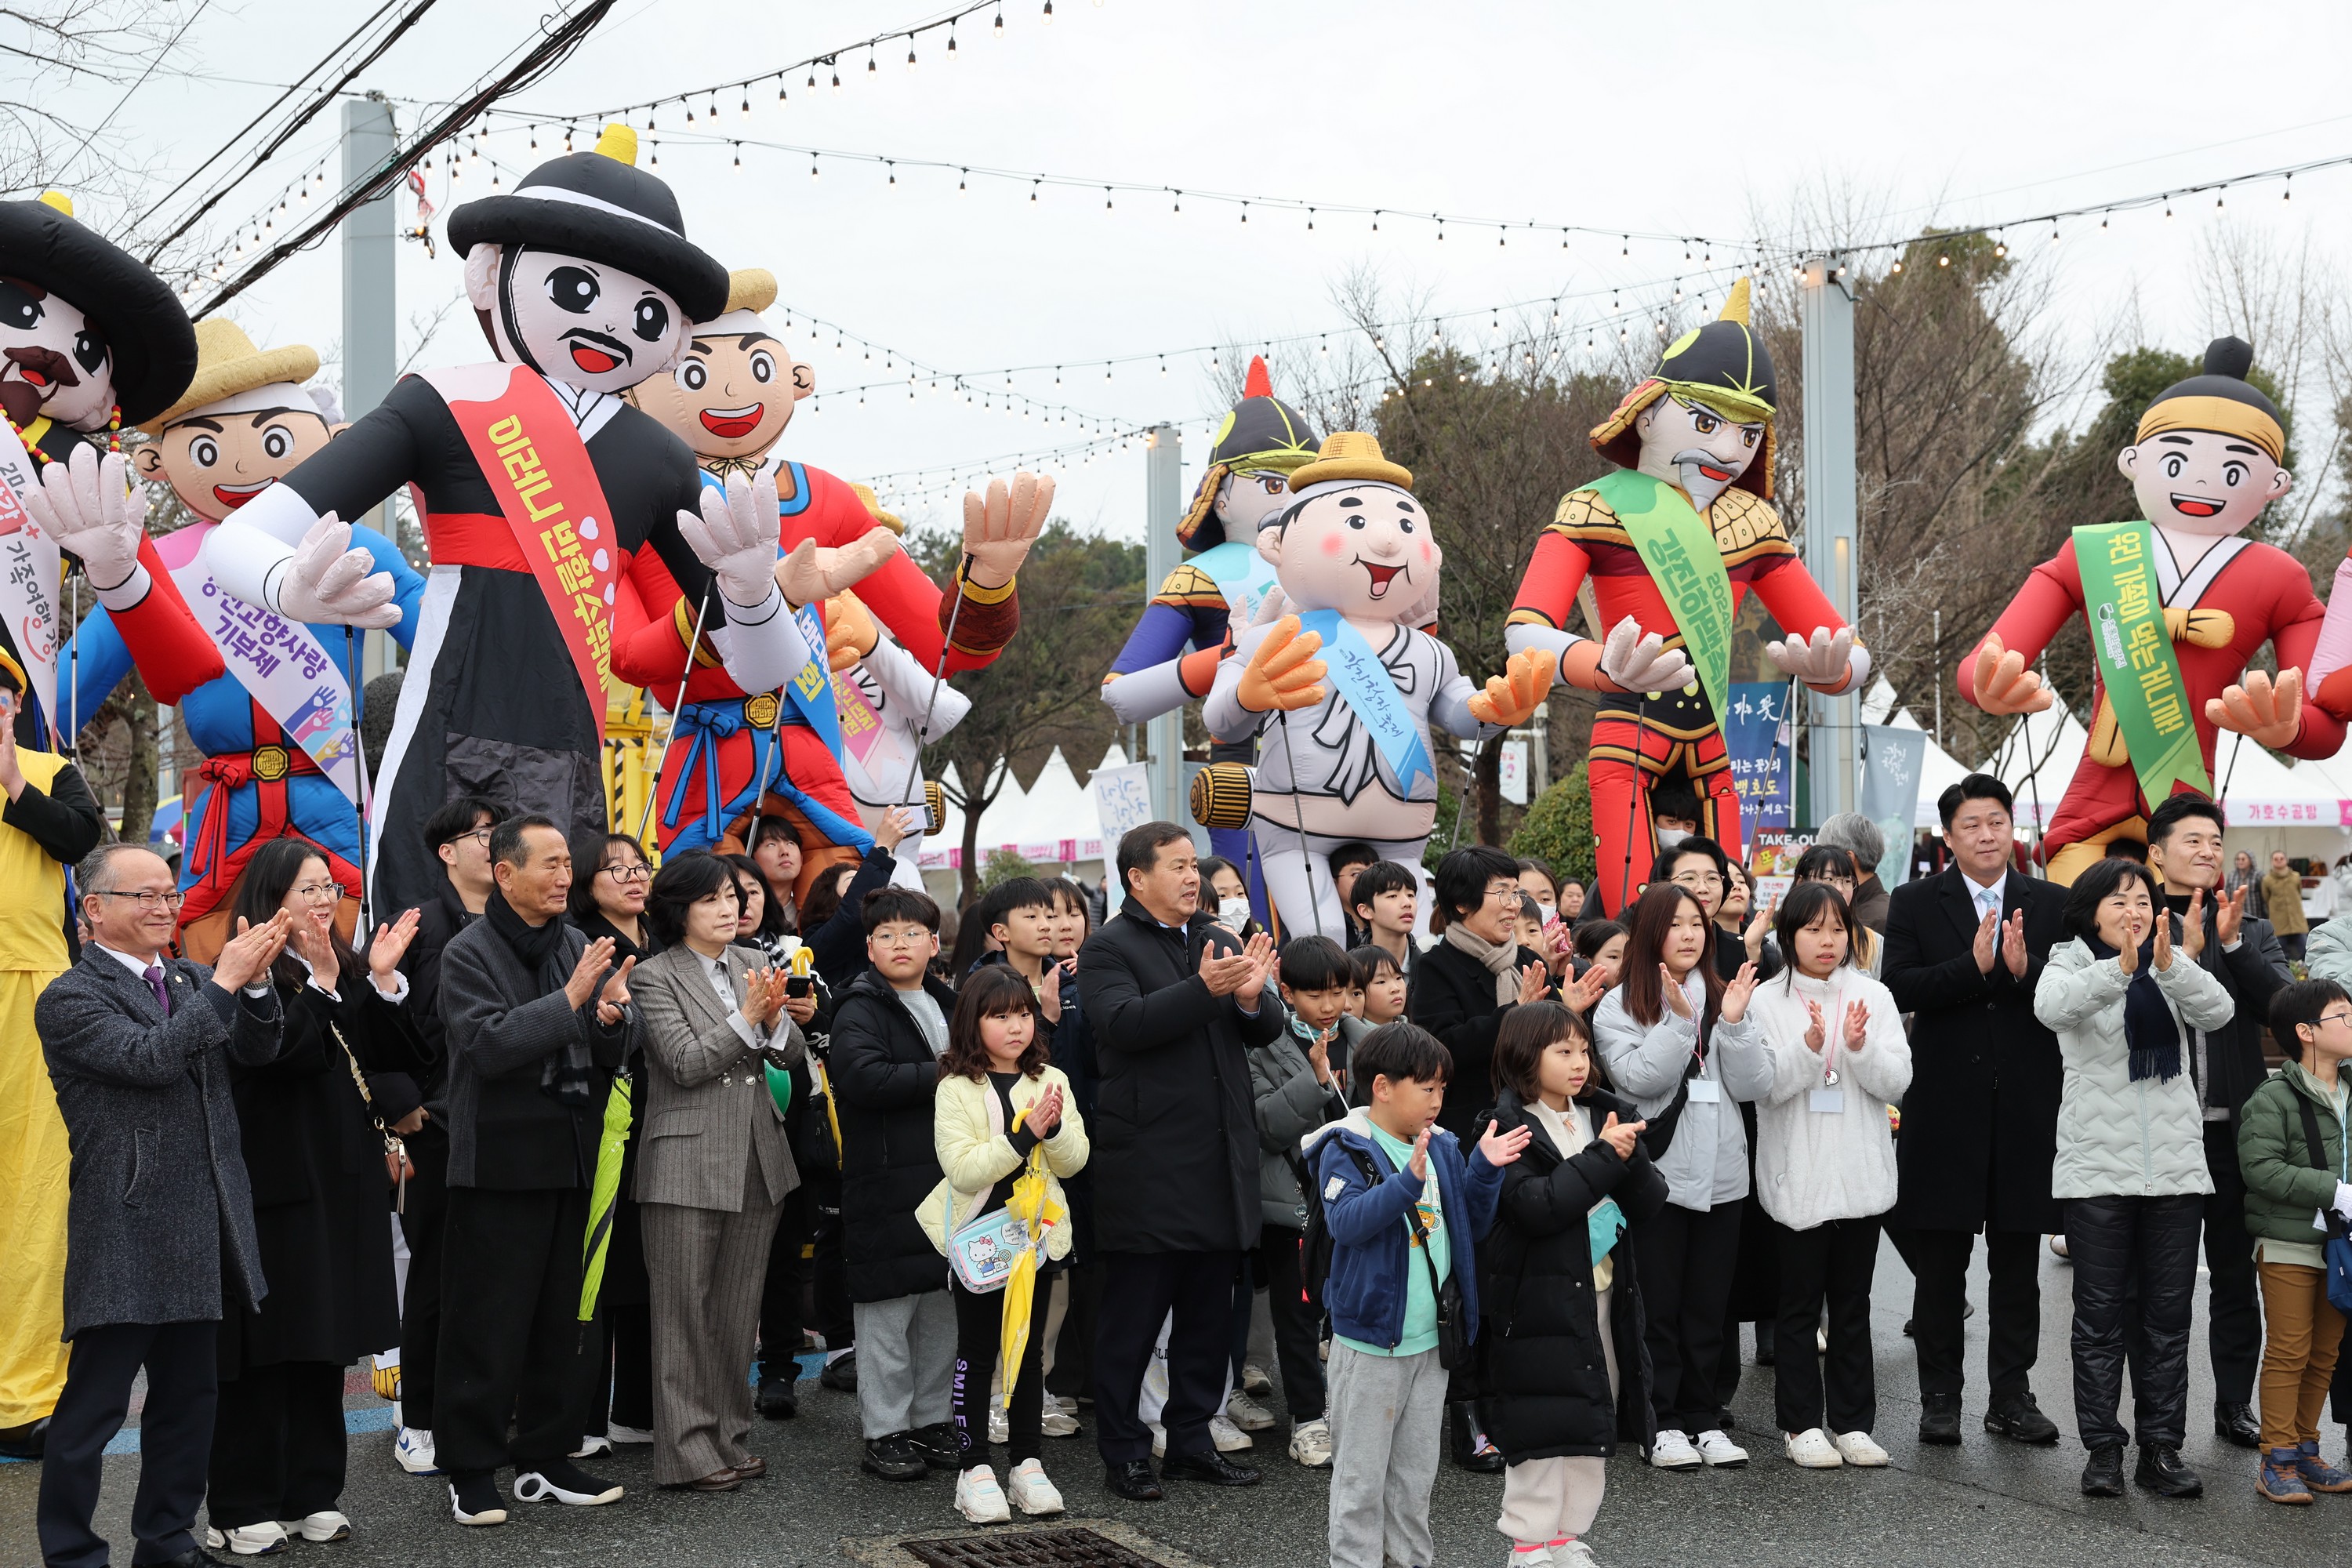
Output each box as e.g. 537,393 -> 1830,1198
0,648 -> 111,1458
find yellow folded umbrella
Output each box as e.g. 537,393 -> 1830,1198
998,1107 -> 1066,1409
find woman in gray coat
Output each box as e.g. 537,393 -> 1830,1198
633,852 -> 804,1494
2035,857 -> 2233,1502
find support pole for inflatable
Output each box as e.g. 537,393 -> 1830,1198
1142,423 -> 1192,840
342,92 -> 399,684
1799,253 -> 1859,828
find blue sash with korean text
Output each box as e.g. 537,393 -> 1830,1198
1292,608 -> 1432,795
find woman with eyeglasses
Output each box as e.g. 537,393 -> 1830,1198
566,831 -> 663,1455
203,838 -> 426,1552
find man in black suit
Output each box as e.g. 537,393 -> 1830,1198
2141,792 -> 2292,1450
34,844 -> 290,1568
1883,774 -> 2067,1447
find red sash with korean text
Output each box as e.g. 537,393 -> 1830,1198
416,364 -> 621,742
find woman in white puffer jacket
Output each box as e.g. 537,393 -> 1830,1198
2033,855 -> 2233,1501
1746,881 -> 1912,1472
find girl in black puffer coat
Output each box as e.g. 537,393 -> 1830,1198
1473,1002 -> 1668,1567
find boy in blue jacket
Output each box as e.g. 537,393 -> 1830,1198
1308,1022 -> 1530,1568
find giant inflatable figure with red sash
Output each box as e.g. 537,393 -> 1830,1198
64,319 -> 426,958
0,192 -> 223,1460
1962,336 -> 2339,882
1504,281 -> 1866,916
621,266 -> 1044,898
200,126 -> 811,914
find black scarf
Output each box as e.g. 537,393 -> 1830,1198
2087,931 -> 2181,1083
486,887 -> 596,1108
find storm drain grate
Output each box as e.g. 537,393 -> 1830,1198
900,1527 -> 1169,1568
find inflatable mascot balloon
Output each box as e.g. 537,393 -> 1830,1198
1504,280 -> 1864,915
1203,432 -> 1551,937
1962,336 -> 2339,880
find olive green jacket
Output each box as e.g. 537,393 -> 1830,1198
2236,1061 -> 2348,1245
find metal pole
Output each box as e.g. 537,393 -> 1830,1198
343,93 -> 398,686
1799,252 -> 1860,826
1531,699 -> 1550,800
1142,423 -> 1185,832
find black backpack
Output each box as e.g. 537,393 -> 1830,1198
1296,1138 -> 1381,1309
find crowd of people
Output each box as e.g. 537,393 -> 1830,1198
24,768 -> 2352,1568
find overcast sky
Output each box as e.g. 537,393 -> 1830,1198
31,0 -> 2352,542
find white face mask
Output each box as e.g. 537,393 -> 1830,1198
1218,896 -> 1252,929
1534,902 -> 1556,927
1654,827 -> 1690,850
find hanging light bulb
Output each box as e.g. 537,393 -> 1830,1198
732,144 -> 742,169
949,24 -> 959,58
887,162 -> 896,188
1042,0 -> 1054,22
906,40 -> 917,69
809,156 -> 818,180
739,93 -> 750,118
831,63 -> 840,92
959,169 -> 967,194
994,5 -> 1004,37
528,125 -> 538,148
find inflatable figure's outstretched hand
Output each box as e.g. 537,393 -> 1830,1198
1468,648 -> 1555,728
23,444 -> 143,593
1767,625 -> 1858,690
779,526 -> 898,608
826,590 -> 879,673
962,471 -> 1053,588
1596,617 -> 1691,695
682,470 -> 786,609
278,515 -> 401,629
2207,667 -> 2304,749
1236,615 -> 1327,714
1969,633 -> 2053,716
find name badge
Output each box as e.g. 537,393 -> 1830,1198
1809,1088 -> 1847,1115
1686,1079 -> 1721,1105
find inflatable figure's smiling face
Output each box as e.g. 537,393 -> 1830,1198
0,275 -> 112,430
1634,394 -> 1763,511
2118,427 -> 2292,539
633,329 -> 812,463
1257,482 -> 1441,621
468,245 -> 688,396
134,401 -> 339,522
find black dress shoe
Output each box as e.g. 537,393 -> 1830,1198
148,1548 -> 233,1568
861,1433 -> 926,1481
2215,1403 -> 2262,1450
1162,1450 -> 1261,1486
2134,1443 -> 2203,1498
0,1416 -> 47,1461
1918,1394 -> 1962,1446
1447,1400 -> 1504,1472
1984,1393 -> 2060,1445
819,1351 -> 858,1393
1103,1458 -> 1163,1501
2081,1444 -> 2125,1497
756,1377 -> 798,1420
1753,1321 -> 1777,1367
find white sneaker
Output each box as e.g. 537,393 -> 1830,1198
987,1406 -> 1009,1446
276,1512 -> 351,1543
604,1421 -> 654,1445
569,1432 -> 613,1458
1047,1393 -> 1080,1416
1784,1428 -> 1843,1468
1225,1389 -> 1279,1431
513,1467 -> 623,1505
1695,1428 -> 1749,1468
1040,1407 -> 1081,1438
1552,1542 -> 1598,1566
1505,1544 -> 1556,1566
447,1478 -> 508,1527
953,1464 -> 1011,1523
1646,1428 -> 1702,1470
1241,1362 -> 1273,1395
1288,1417 -> 1333,1468
1834,1429 -> 1889,1467
209,1522 -> 289,1556
1209,1412 -> 1253,1452
1004,1457 -> 1064,1516
392,1427 -> 440,1476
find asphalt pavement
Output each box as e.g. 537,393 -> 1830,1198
6,1236 -> 2350,1566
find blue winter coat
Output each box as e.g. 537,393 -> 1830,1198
1308,1109 -> 1504,1352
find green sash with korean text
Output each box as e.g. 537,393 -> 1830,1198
1588,468 -> 1733,717
2075,519 -> 2212,803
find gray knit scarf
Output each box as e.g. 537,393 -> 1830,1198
1443,921 -> 1519,1007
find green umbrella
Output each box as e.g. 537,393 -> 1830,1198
579,1073 -> 634,1322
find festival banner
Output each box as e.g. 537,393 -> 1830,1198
2075,519 -> 2212,803
1589,467 -> 1733,718
155,521 -> 361,802
1721,681 -> 1795,835
1858,724 -> 1928,888
0,418 -> 67,741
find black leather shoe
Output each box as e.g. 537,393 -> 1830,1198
0,1417 -> 47,1461
1103,1458 -> 1163,1501
755,1377 -> 798,1420
2081,1444 -> 2125,1497
1753,1320 -> 1777,1367
2215,1403 -> 2261,1450
1984,1392 -> 2060,1445
148,1549 -> 234,1568
909,1420 -> 961,1471
861,1433 -> 926,1481
819,1352 -> 858,1393
1162,1450 -> 1261,1486
1918,1394 -> 1962,1445
2134,1443 -> 2204,1498
1448,1400 -> 1504,1472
